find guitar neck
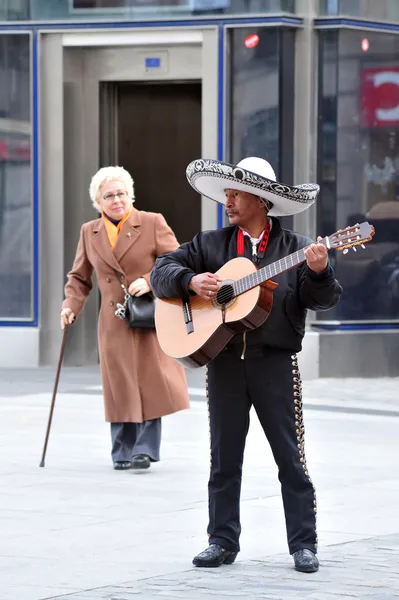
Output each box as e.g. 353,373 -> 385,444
233,245 -> 316,295
230,219 -> 375,296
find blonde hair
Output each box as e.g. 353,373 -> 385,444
89,166 -> 135,212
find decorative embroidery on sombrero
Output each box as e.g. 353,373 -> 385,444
186,159 -> 318,204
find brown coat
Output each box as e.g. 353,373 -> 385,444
62,208 -> 190,423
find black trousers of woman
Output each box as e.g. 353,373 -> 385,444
206,344 -> 317,555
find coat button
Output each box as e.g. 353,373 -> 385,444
120,275 -> 125,280
109,301 -> 114,306
106,277 -> 111,283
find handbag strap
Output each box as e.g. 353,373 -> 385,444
113,269 -> 130,320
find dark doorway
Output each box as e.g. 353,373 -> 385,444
115,81 -> 202,244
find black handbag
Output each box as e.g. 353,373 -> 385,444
125,292 -> 155,329
114,271 -> 155,329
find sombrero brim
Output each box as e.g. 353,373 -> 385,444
186,159 -> 319,217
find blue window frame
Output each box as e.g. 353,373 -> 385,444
0,31 -> 37,325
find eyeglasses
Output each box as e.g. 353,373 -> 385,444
102,191 -> 128,201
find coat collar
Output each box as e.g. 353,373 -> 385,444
91,207 -> 141,273
114,207 -> 141,264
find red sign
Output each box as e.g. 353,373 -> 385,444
361,67 -> 399,127
244,34 -> 260,49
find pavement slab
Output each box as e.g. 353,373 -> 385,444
46,534 -> 399,599
0,368 -> 398,600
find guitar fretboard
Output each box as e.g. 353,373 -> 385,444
232,247 -> 307,296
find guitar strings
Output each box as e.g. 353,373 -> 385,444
188,291 -> 233,310
187,285 -> 247,310
181,235 -> 366,312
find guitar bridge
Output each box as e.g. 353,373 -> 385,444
182,300 -> 194,334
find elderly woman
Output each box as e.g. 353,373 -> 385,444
60,166 -> 189,470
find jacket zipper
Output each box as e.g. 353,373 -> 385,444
240,243 -> 257,360
240,241 -> 257,360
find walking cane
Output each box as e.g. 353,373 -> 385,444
39,326 -> 69,467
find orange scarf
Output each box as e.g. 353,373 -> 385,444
102,207 -> 132,251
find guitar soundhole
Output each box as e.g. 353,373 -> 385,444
216,284 -> 235,306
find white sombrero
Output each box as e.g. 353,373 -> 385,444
186,157 -> 319,217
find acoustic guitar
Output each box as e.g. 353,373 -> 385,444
154,222 -> 375,368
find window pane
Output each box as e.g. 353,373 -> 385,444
229,28 -> 280,175
319,0 -> 399,20
0,0 -> 294,21
318,30 -> 399,322
0,34 -> 32,320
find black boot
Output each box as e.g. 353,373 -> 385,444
113,461 -> 132,470
192,544 -> 238,567
292,549 -> 319,573
131,454 -> 151,470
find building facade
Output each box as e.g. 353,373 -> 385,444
0,0 -> 398,376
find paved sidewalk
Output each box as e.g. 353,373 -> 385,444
52,533 -> 399,599
0,366 -> 398,414
0,369 -> 398,600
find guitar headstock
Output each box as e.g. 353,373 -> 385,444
326,222 -> 375,254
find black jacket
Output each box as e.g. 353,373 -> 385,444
150,218 -> 342,353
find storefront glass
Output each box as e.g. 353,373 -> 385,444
320,0 -> 399,21
0,34 -> 32,320
0,0 -> 295,21
318,29 -> 399,323
228,26 -> 295,231
229,27 -> 280,171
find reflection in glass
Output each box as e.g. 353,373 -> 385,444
229,28 -> 280,173
318,30 -> 399,323
320,0 -> 399,20
0,0 -> 294,20
0,34 -> 32,319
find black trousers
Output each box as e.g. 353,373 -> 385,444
206,344 -> 317,555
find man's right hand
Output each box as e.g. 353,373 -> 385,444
60,308 -> 75,330
188,273 -> 221,300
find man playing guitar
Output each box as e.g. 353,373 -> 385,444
150,157 -> 343,573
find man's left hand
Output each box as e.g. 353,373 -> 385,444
304,236 -> 328,274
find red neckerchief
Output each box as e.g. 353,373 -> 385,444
237,220 -> 271,262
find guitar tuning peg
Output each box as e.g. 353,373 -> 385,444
343,248 -> 349,254
353,247 -> 357,252
361,244 -> 365,249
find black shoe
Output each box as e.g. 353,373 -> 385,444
113,461 -> 132,470
292,549 -> 319,573
192,544 -> 238,567
131,454 -> 151,470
